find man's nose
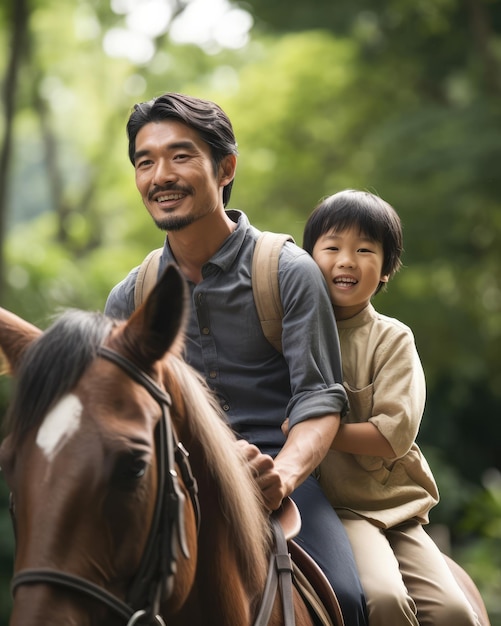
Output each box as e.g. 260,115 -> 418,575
152,159 -> 176,186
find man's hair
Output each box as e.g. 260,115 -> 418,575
127,93 -> 238,206
303,189 -> 403,294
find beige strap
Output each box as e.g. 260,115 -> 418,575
134,233 -> 294,354
252,232 -> 294,353
133,248 -> 163,310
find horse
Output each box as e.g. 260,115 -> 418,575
0,264 -> 491,625
0,265 -> 331,626
442,553 -> 491,626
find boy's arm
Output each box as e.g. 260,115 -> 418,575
335,324 -> 426,459
331,422 -> 395,457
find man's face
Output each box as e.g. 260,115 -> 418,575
133,119 -> 234,231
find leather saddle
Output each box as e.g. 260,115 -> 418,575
276,498 -> 345,626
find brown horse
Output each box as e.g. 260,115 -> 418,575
0,265 -> 321,626
0,265 -> 491,625
442,553 -> 491,626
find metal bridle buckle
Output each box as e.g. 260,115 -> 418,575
127,609 -> 167,625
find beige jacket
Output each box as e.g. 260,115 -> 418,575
319,304 -> 439,528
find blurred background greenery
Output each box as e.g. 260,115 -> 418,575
0,0 -> 500,623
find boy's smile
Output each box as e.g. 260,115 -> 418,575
312,227 -> 389,320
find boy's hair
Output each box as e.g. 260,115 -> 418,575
127,92 -> 238,207
303,189 -> 403,294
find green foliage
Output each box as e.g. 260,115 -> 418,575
225,32 -> 362,235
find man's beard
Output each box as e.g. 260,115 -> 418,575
153,214 -> 197,232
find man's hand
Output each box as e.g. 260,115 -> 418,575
236,439 -> 287,511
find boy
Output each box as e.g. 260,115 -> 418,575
302,189 -> 480,626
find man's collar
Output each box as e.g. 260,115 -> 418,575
162,210 -> 249,273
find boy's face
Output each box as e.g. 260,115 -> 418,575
312,226 -> 389,320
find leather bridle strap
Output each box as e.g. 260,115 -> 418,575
11,571 -> 168,624
97,347 -> 189,614
11,569 -> 134,621
11,569 -> 166,626
253,517 -> 296,626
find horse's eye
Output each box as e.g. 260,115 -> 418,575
114,452 -> 150,486
129,458 -> 147,479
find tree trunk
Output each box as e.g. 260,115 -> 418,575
0,0 -> 30,302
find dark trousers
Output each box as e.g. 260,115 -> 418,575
290,475 -> 369,626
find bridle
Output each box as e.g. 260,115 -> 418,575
10,346 -> 200,626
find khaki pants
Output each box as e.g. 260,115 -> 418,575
338,511 -> 480,626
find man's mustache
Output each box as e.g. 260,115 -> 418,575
148,184 -> 192,201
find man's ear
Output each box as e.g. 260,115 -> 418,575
219,154 -> 237,186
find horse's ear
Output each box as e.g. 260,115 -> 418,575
0,308 -> 42,375
121,264 -> 187,366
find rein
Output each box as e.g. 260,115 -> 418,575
10,346 -> 200,626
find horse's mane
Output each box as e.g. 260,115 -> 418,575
166,356 -> 272,591
5,310 -> 114,445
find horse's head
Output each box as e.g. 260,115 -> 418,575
0,266 -> 199,626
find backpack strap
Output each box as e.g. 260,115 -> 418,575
134,232 -> 294,354
252,232 -> 295,354
133,247 -> 163,310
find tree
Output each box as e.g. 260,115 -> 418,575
0,0 -> 29,302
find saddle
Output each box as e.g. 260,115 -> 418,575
273,498 -> 345,626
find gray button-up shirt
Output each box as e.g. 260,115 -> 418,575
105,210 -> 347,455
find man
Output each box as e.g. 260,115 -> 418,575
105,92 -> 367,624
